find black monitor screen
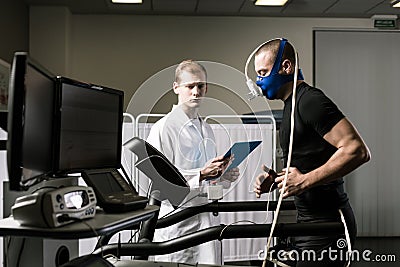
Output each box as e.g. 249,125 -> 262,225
56,78 -> 123,173
22,64 -> 55,173
7,52 -> 55,190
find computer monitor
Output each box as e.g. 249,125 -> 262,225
54,77 -> 123,175
7,52 -> 56,190
7,52 -> 124,191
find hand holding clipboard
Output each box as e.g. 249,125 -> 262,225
223,140 -> 262,171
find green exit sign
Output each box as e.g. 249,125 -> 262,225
372,15 -> 398,29
374,19 -> 397,28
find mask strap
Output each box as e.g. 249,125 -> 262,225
270,38 -> 287,75
244,38 -> 285,80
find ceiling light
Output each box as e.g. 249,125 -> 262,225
254,0 -> 288,6
392,0 -> 400,8
111,0 -> 142,3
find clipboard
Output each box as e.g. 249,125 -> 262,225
224,140 -> 262,170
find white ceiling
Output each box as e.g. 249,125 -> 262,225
24,0 -> 400,18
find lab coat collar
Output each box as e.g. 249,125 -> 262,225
171,104 -> 203,127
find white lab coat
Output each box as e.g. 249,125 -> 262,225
146,105 -> 222,265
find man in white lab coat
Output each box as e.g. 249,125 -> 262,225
147,60 -> 239,265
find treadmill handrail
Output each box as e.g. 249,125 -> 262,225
93,222 -> 344,257
156,200 -> 296,229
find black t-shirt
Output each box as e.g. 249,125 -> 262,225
280,82 -> 348,220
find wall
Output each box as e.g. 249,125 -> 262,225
29,6 -> 71,76
0,0 -> 29,63
29,7 -> 372,117
314,29 -> 400,237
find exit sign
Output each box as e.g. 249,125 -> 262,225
372,15 -> 398,29
374,19 -> 397,28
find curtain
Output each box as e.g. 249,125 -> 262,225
131,117 -> 276,261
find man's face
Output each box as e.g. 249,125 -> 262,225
174,71 -> 207,109
254,50 -> 275,77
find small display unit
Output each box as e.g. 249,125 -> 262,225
11,186 -> 97,227
81,168 -> 148,213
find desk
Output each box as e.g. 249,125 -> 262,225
0,205 -> 158,239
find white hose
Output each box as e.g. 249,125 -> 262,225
262,49 -> 299,267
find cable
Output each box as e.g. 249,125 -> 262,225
19,173 -> 49,190
146,181 -> 153,199
122,151 -> 134,186
262,182 -> 276,224
129,187 -> 149,245
79,220 -> 102,256
127,228 -> 141,260
262,47 -> 300,267
339,209 -> 352,267
122,112 -> 136,186
120,165 -> 136,191
126,229 -> 140,243
59,215 -> 102,257
217,182 -> 275,239
219,220 -> 257,240
218,220 -> 258,266
220,239 -> 223,266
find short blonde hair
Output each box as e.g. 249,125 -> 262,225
174,60 -> 207,83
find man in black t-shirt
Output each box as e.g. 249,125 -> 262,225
251,38 -> 370,267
